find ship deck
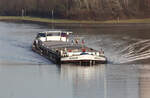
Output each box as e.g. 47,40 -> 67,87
43,41 -> 97,52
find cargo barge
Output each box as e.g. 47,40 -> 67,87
32,30 -> 107,65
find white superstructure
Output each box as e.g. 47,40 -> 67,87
36,30 -> 72,42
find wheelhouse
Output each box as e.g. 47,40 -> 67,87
36,30 -> 72,42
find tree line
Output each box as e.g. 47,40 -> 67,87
0,0 -> 149,20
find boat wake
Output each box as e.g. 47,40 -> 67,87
120,39 -> 150,63
84,34 -> 150,64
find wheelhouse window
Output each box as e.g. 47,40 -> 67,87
36,33 -> 46,38
47,33 -> 53,36
47,32 -> 60,36
61,32 -> 67,37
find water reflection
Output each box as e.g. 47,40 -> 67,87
139,64 -> 150,98
60,64 -> 105,98
60,64 -> 139,98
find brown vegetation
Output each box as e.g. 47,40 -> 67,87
0,0 -> 150,20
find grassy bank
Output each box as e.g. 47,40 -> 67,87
0,16 -> 150,24
0,16 -> 102,24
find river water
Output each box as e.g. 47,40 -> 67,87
0,22 -> 150,98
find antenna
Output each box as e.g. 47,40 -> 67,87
22,9 -> 24,17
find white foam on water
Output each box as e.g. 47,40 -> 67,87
120,39 -> 150,63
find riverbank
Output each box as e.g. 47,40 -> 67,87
0,16 -> 102,24
1,16 -> 150,24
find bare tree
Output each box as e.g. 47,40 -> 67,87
0,0 -> 148,20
